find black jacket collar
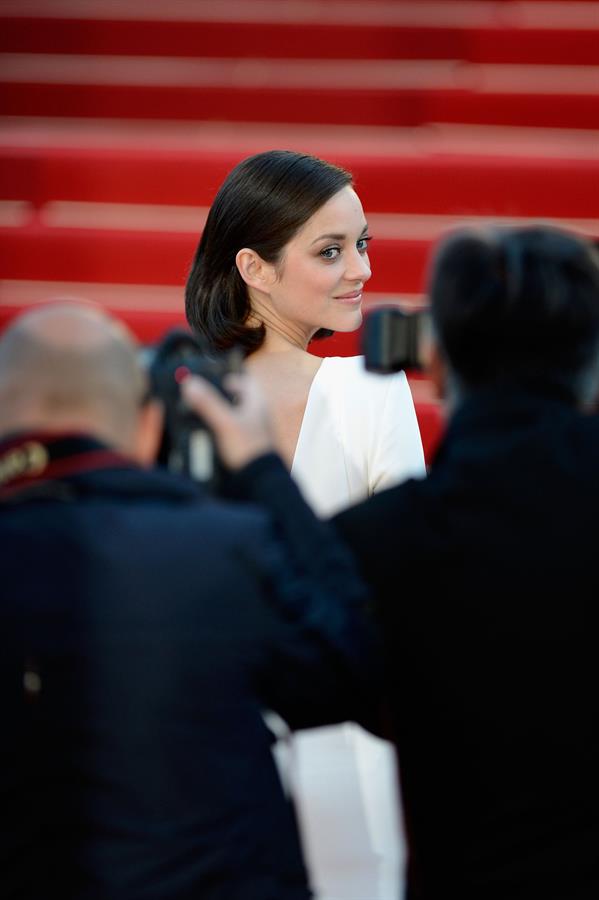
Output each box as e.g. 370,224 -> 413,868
0,432 -> 201,504
430,383 -> 599,471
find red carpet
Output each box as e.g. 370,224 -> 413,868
1,0 -> 599,459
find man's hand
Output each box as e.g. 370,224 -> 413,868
181,372 -> 274,470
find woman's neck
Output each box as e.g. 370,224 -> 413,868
248,301 -> 316,352
259,328 -> 310,355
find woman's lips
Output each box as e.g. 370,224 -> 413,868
334,290 -> 363,303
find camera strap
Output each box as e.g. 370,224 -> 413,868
0,433 -> 134,503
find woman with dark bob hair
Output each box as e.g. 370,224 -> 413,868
185,149 -> 425,900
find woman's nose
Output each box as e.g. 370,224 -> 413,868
347,250 -> 372,284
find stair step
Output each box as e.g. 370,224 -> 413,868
0,275 -> 428,379
1,54 -> 598,128
3,199 -> 599,240
1,207 -> 597,293
0,221 -> 430,293
1,119 -> 598,218
0,278 -> 423,332
1,1 -> 598,65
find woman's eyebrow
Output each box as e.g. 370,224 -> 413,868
310,224 -> 369,246
311,233 -> 345,245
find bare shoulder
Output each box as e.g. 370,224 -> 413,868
246,348 -> 321,382
244,349 -> 324,468
245,350 -> 323,406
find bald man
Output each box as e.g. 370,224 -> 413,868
0,303 -> 377,900
0,303 -> 161,463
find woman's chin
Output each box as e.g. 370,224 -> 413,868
332,310 -> 363,333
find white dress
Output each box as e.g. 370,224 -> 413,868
285,356 -> 426,900
291,356 -> 425,518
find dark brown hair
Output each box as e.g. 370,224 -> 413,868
185,150 -> 353,354
428,225 -> 599,404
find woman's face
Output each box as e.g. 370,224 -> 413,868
260,185 -> 372,342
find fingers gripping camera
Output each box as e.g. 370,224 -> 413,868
143,328 -> 243,490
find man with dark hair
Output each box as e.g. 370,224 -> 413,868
0,302 -> 377,899
331,225 -> 599,900
192,224 -> 599,900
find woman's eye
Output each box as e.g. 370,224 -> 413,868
357,236 -> 372,253
320,246 -> 341,260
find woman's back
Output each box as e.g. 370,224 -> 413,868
259,353 -> 425,900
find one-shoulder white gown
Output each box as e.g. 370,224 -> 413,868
281,356 -> 426,900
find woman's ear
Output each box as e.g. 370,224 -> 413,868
235,248 -> 275,291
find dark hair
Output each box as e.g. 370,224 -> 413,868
185,150 -> 353,354
428,225 -> 599,405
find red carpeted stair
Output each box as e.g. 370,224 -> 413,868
1,0 -> 599,461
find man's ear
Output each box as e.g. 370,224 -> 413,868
426,337 -> 449,402
132,399 -> 164,467
235,248 -> 275,291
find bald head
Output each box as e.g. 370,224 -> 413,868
0,303 -> 149,452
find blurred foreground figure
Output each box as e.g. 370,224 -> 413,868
190,224 -> 599,900
333,225 -> 599,899
0,303 -> 376,900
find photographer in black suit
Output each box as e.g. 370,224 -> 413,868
192,224 -> 599,899
0,302 -> 378,900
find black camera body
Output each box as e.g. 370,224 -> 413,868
144,328 -> 242,491
361,306 -> 430,374
144,310 -> 428,489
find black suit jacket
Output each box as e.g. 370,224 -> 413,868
333,385 -> 599,900
0,435 -> 377,900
